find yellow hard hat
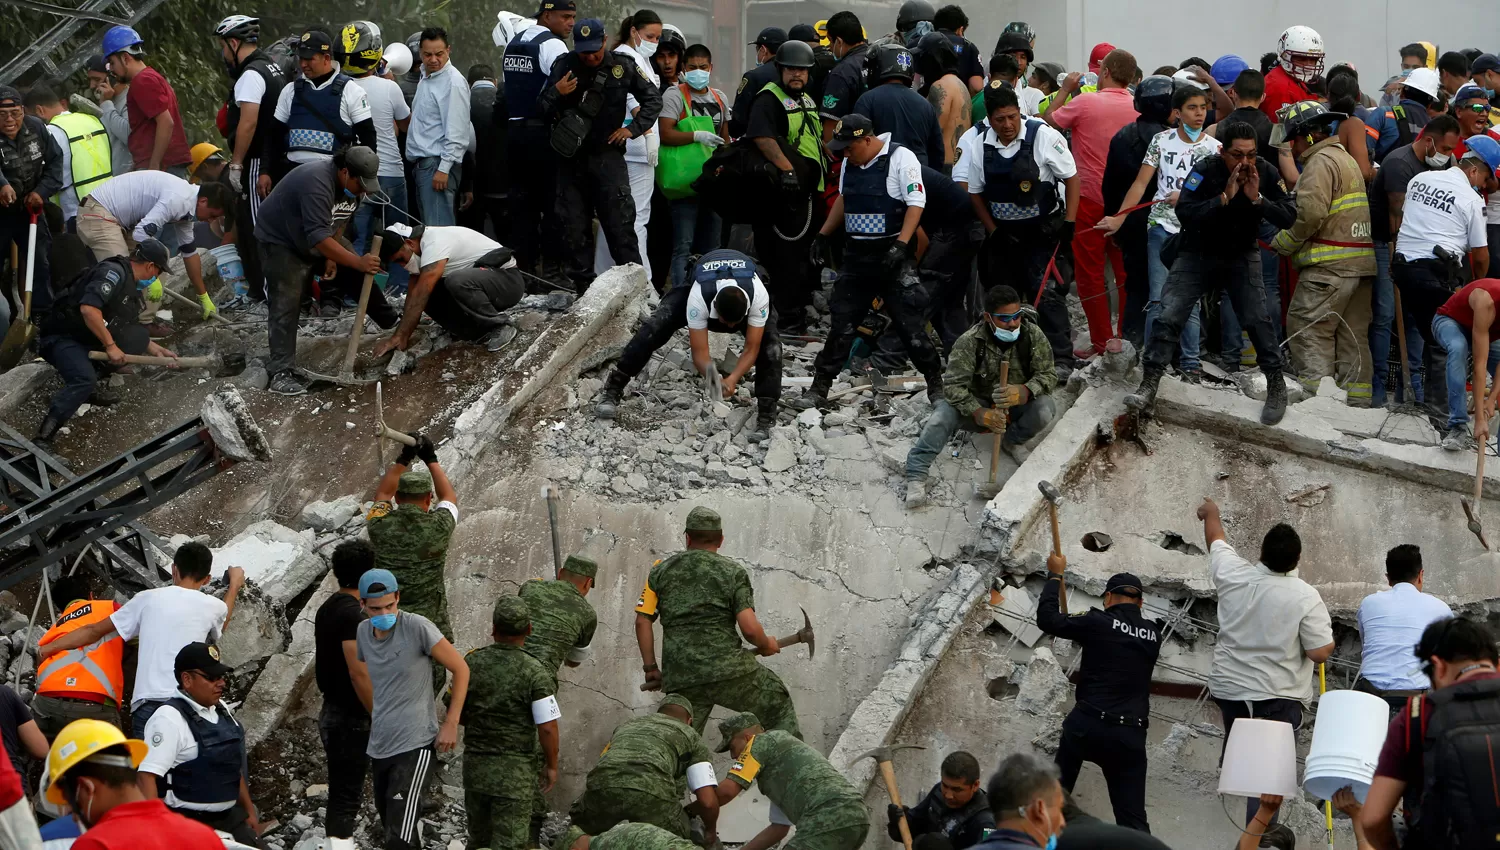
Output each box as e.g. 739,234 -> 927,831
45,719 -> 148,805
189,142 -> 225,178
815,19 -> 829,47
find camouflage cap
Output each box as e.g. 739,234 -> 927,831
715,711 -> 762,752
397,469 -> 433,496
562,554 -> 598,578
684,506 -> 722,532
658,693 -> 694,716
492,595 -> 531,631
552,826 -> 586,850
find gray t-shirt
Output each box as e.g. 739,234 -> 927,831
253,159 -> 362,257
660,84 -> 729,134
357,611 -> 444,759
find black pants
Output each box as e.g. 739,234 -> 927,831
556,145 -> 638,291
1215,697 -> 1303,825
506,123 -> 563,273
980,218 -> 1072,367
38,323 -> 147,425
459,193 -> 509,242
259,243 -> 398,375
0,205 -> 53,317
172,803 -> 264,848
870,226 -> 981,370
1146,249 -> 1283,375
1393,257 -> 1457,410
617,283 -> 784,400
373,745 -> 436,850
235,159 -> 266,302
319,701 -> 371,840
813,247 -> 944,385
423,266 -> 525,341
1055,709 -> 1150,833
750,194 -> 817,331
1118,219 -> 1150,348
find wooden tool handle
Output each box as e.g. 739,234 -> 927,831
381,425 -> 418,447
343,235 -> 383,375
1048,504 -> 1062,556
878,760 -> 913,850
988,361 -> 1011,482
87,351 -> 215,368
1477,438 -> 1488,503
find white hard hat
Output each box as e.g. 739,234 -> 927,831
1278,25 -> 1325,82
1403,67 -> 1441,100
493,11 -> 536,48
1172,68 -> 1209,90
383,41 -> 412,76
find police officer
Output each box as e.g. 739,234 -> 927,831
460,595 -> 561,850
854,45 -> 945,168
634,507 -> 800,739
34,240 -> 177,448
261,29 -> 376,185
216,14 -> 286,304
870,0 -> 934,50
790,24 -> 834,111
504,0 -> 575,279
570,694 -> 720,840
967,83 -> 1080,367
0,84 -> 63,318
138,642 -> 264,846
818,12 -> 871,145
595,248 -> 783,439
799,114 -> 943,409
538,17 -> 662,293
24,85 -> 111,229
742,40 -> 826,333
729,27 -> 787,138
1035,554 -> 1161,833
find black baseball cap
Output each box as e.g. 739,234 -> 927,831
751,27 -> 787,50
1471,53 -> 1500,76
296,30 -> 333,58
788,23 -> 819,43
1105,573 -> 1143,597
132,239 -> 170,270
0,87 -> 21,109
85,55 -> 109,74
536,0 -> 576,12
175,642 -> 232,680
829,113 -> 876,151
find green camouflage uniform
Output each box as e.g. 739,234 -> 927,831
555,823 -> 697,850
636,548 -> 800,739
725,728 -> 868,850
461,603 -> 557,850
942,319 -> 1057,419
569,712 -> 715,838
367,498 -> 457,692
520,579 -> 598,685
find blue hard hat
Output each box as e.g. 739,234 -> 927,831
1462,134 -> 1500,175
1211,54 -> 1250,86
101,25 -> 144,58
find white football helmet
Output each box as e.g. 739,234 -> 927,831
1278,25 -> 1325,83
493,11 -> 537,48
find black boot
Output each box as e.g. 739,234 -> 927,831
788,377 -> 831,411
1125,371 -> 1163,420
88,387 -> 122,406
33,415 -> 63,449
594,370 -> 630,419
925,373 -> 943,405
746,397 -> 778,443
1262,369 -> 1288,425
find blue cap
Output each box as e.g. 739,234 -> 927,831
359,568 -> 400,598
573,18 -> 605,53
1455,85 -> 1491,104
1210,54 -> 1250,86
1463,135 -> 1500,175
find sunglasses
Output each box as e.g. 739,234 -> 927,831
1460,103 -> 1491,114
189,669 -> 226,683
988,310 -> 1024,323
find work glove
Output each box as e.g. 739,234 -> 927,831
779,169 -> 800,193
396,434 -> 420,466
995,383 -> 1029,409
199,292 -> 217,320
887,804 -> 913,833
810,233 -> 831,268
693,130 -> 725,148
1043,214 -> 1074,246
416,434 -> 439,465
973,407 -> 1007,432
144,279 -> 163,303
227,163 -> 244,195
883,239 -> 914,270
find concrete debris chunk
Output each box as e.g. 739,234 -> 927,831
1015,646 -> 1069,716
796,408 -> 822,428
201,386 -> 272,462
991,584 -> 1044,647
300,494 -> 362,532
213,520 -> 326,605
762,437 -> 798,473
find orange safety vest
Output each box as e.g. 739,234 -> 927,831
36,599 -> 124,706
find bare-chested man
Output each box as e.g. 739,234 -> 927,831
916,32 -> 971,175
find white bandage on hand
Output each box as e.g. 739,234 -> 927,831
531,695 -> 562,724
686,761 -> 717,791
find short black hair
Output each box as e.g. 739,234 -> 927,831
174,541 -> 214,581
420,27 -> 449,47
989,52 -> 1019,79
984,285 -> 1021,312
941,750 -> 981,783
826,12 -> 864,47
1259,52 -> 1277,75
984,83 -> 1019,116
685,43 -> 712,63
1233,69 -> 1265,101
23,84 -> 62,109
1417,616 -> 1499,666
51,575 -> 93,611
986,752 -> 1059,815
1425,113 -> 1462,140
1172,85 -> 1208,110
714,286 -> 749,324
686,528 -> 723,546
1326,63 -> 1358,85
1461,48 -> 1483,66
1438,51 -> 1471,79
197,181 -> 233,212
466,63 -> 495,84
1259,523 -> 1301,573
933,5 -> 968,32
1178,56 -> 1211,73
1386,544 -> 1422,586
1328,73 -> 1361,114
1259,824 -> 1296,850
333,539 -> 376,590
1399,43 -> 1429,65
1219,121 -> 1259,146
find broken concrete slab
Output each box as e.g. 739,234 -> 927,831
201,386 -> 272,463
991,584 -> 1044,647
218,585 -> 290,670
1015,645 -> 1069,715
0,364 -> 54,417
299,495 -> 362,533
214,520 -> 326,605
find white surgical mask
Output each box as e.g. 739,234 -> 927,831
1425,150 -> 1451,168
636,37 -> 658,58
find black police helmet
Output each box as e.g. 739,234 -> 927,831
914,31 -> 957,77
1133,74 -> 1176,124
868,43 -> 915,83
896,0 -> 935,31
774,40 -> 816,69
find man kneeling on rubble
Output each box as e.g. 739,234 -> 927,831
372,224 -> 526,356
595,248 -> 783,442
904,285 -> 1056,508
887,751 -> 995,849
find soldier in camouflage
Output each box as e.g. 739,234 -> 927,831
712,712 -> 870,850
460,595 -> 561,850
904,285 -> 1057,508
569,694 -> 721,841
366,434 -> 459,692
553,823 -> 697,850
634,506 -> 801,739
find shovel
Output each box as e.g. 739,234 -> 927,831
0,213 -> 39,371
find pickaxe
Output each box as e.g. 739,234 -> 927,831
87,350 -> 246,377
855,744 -> 927,850
776,606 -> 815,658
1038,479 -> 1066,614
373,381 -> 417,478
976,361 -> 1011,500
1462,409 -> 1491,550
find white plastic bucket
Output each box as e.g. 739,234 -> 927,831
1219,718 -> 1299,798
1304,690 -> 1391,803
209,243 -> 248,298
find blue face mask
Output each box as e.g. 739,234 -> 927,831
343,187 -> 357,200
137,276 -> 156,290
370,612 -> 397,630
1182,124 -> 1204,142
1485,88 -> 1497,99
1045,836 -> 1058,850
683,69 -> 711,90
993,326 -> 1020,343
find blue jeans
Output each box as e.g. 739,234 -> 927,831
1433,314 -> 1500,429
1145,224 -> 1200,370
1258,220 -> 1284,341
905,397 -> 1057,480
354,174 -> 411,293
411,157 -> 461,227
669,197 -> 723,290
1370,242 -> 1426,405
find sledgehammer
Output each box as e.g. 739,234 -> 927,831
87,350 -> 246,377
1038,479 -> 1067,614
855,744 -> 927,850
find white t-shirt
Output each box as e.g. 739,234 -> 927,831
274,74 -> 374,164
953,121 -> 985,187
111,585 -> 228,707
1357,582 -> 1453,691
232,71 -> 266,106
45,121 -> 77,221
138,692 -> 241,810
408,226 -> 512,275
685,273 -> 772,330
88,170 -> 200,251
350,75 -> 411,178
1395,167 -> 1488,262
964,120 -> 1076,194
1143,127 -> 1222,233
1019,85 -> 1046,117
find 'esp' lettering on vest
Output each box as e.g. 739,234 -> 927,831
1111,618 -> 1158,642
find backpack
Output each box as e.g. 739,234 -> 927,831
1414,677 -> 1500,848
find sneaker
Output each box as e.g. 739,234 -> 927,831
905,478 -> 928,509
482,326 -> 519,352
319,302 -> 343,319
1001,439 -> 1031,464
268,370 -> 308,397
1442,425 -> 1470,452
1180,367 -> 1203,384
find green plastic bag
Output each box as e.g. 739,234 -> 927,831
657,114 -> 718,200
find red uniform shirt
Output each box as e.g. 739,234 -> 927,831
124,67 -> 192,171
1436,279 -> 1500,333
0,742 -> 21,810
1374,669 -> 1500,789
72,799 -> 223,850
1261,66 -> 1311,122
